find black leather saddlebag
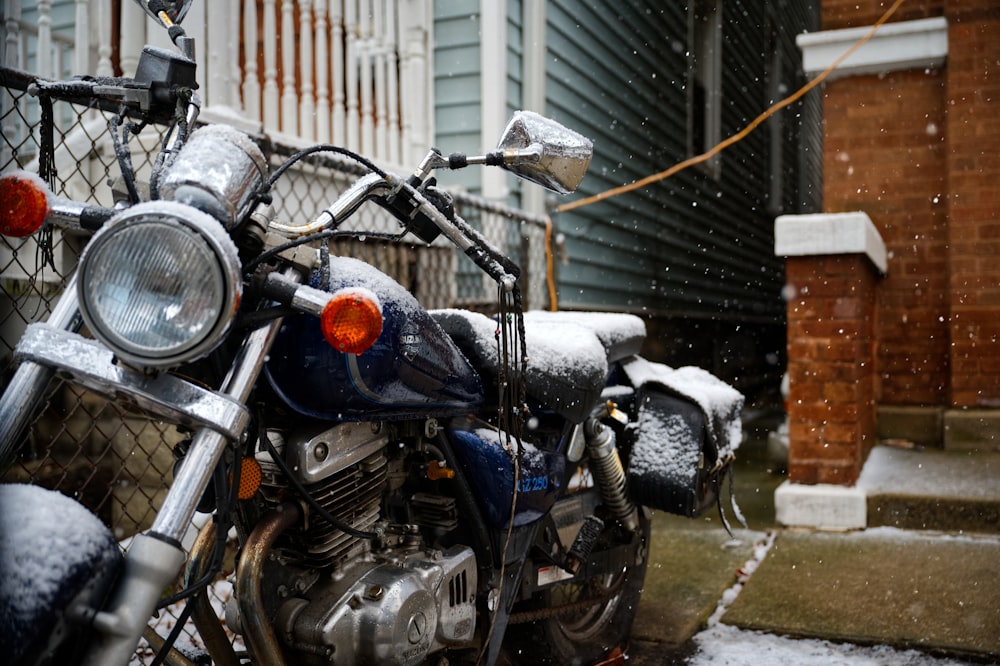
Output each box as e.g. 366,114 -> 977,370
627,390 -> 735,518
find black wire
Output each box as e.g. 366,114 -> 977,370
495,283 -> 527,452
149,454 -> 234,661
264,144 -> 387,191
147,121 -> 176,200
148,96 -> 190,200
154,433 -> 245,610
109,109 -> 141,204
512,286 -> 528,418
148,599 -> 196,666
480,282 -> 527,664
258,415 -> 378,540
242,229 -> 405,276
320,237 -> 331,288
36,95 -> 57,273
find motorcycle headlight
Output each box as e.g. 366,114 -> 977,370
78,201 -> 242,368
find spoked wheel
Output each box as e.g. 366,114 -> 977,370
504,488 -> 651,666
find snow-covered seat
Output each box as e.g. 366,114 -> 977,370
521,310 -> 646,364
431,309 -> 645,422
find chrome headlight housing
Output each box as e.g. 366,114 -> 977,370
77,200 -> 242,368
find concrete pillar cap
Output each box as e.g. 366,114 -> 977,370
775,211 -> 887,275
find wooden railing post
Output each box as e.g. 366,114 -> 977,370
36,0 -> 52,78
298,0 -> 315,140
314,0 -> 331,142
262,0 -> 279,131
243,0 -> 261,122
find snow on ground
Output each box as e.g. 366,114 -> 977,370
687,623 -> 976,666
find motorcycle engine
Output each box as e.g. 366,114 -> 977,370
229,422 -> 477,666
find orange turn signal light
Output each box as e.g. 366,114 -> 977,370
0,171 -> 50,237
320,288 -> 383,355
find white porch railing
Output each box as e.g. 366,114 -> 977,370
2,1 -> 552,312
2,0 -> 434,170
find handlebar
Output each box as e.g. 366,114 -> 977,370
266,170 -> 519,291
267,172 -> 394,238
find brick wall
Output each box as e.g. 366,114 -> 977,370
945,4 -> 1000,408
781,1 -> 1000,488
821,0 -> 943,29
786,255 -> 879,484
819,1 -> 1000,410
822,69 -> 950,406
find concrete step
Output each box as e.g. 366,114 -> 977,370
857,445 -> 1000,533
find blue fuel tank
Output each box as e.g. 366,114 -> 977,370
265,256 -> 484,421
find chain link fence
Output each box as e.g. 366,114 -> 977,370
0,67 -> 550,662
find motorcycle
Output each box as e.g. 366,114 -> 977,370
0,2 -> 743,664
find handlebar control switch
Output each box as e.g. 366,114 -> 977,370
134,45 -> 197,90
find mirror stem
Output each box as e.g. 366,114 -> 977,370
176,35 -> 195,61
145,1 -> 195,59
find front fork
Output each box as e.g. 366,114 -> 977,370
0,275 -> 82,459
0,272 -> 297,666
81,311 -> 288,665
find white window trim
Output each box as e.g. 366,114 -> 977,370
480,0 -> 508,200
796,16 -> 948,80
688,0 -> 722,179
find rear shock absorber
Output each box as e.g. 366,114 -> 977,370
584,417 -> 638,532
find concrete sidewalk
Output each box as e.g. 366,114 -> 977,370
723,528 -> 1000,658
626,440 -> 1000,664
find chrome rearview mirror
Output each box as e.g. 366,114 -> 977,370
495,111 -> 593,194
134,0 -> 193,26
408,111 -> 593,195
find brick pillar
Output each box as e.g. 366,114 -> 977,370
776,212 -> 886,486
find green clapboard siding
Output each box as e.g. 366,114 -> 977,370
433,1 -> 529,300
434,1 -> 482,195
433,0 -> 525,196
544,0 -> 819,322
431,0 -> 819,315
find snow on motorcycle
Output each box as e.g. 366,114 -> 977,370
0,2 -> 744,664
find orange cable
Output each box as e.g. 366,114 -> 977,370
554,0 -> 907,214
543,215 -> 559,310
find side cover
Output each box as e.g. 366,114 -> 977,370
447,416 -> 565,528
265,256 -> 484,421
628,391 -> 720,517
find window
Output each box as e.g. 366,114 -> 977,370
688,0 -> 722,178
766,16 -> 785,213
